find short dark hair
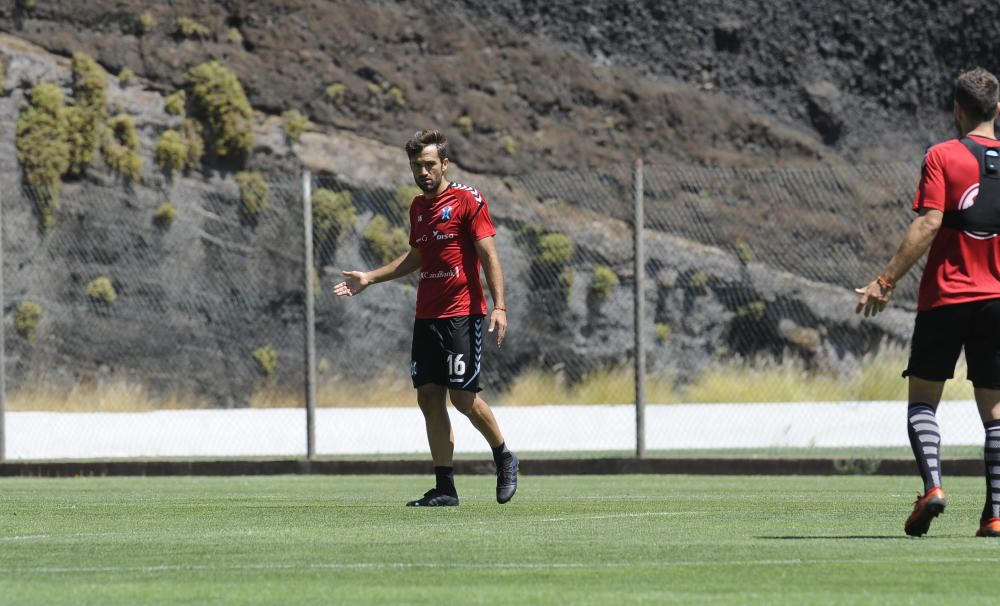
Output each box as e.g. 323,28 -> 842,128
955,67 -> 1000,123
405,130 -> 448,161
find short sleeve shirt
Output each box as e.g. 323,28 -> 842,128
913,134 -> 1000,310
408,183 -> 496,319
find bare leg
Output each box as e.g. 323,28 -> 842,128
449,390 -> 504,448
909,377 -> 945,409
417,384 -> 453,466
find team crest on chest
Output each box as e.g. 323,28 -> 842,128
440,206 -> 453,221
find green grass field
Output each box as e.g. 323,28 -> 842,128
2,474 -> 999,605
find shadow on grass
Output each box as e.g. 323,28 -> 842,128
754,534 -> 913,541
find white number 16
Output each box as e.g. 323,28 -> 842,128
447,354 -> 466,376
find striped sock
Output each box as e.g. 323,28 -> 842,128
907,403 -> 942,493
982,421 -> 1000,521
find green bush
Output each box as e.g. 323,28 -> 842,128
688,271 -> 709,289
558,268 -> 576,296
590,265 -> 618,302
387,86 -> 406,108
363,214 -> 409,264
152,202 -> 176,227
324,82 -> 346,102
165,90 -> 186,115
252,346 -> 277,376
235,171 -> 268,217
524,230 -> 575,303
225,27 -> 243,44
501,135 -> 516,155
65,106 -> 100,176
176,16 -> 210,39
85,277 -> 117,304
185,61 -> 254,159
15,300 -> 42,342
16,82 -> 71,228
101,114 -> 141,181
734,240 -> 754,264
456,115 -> 473,136
735,300 -> 766,321
138,11 -> 157,33
118,67 -> 135,86
391,184 -> 421,224
536,233 -> 574,268
179,119 -> 204,168
153,123 -> 202,176
16,0 -> 36,10
655,322 -> 672,343
154,129 -> 186,175
64,53 -> 108,177
312,188 -> 355,253
281,109 -> 309,141
71,52 -> 107,111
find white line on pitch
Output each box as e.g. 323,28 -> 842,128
531,512 -> 703,523
7,556 -> 1000,575
0,535 -> 51,542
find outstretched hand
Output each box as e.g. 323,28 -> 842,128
333,271 -> 370,298
854,280 -> 892,317
488,309 -> 507,348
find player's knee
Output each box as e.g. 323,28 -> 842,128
449,392 -> 476,414
416,387 -> 446,412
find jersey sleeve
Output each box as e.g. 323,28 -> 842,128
912,146 -> 946,212
465,191 -> 496,241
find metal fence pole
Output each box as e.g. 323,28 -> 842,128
633,159 -> 645,458
0,189 -> 5,462
302,172 -> 317,460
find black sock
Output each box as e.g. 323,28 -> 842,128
907,403 -> 942,493
491,442 -> 510,464
434,466 -> 456,497
982,420 -> 1000,521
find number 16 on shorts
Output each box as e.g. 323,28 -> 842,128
447,354 -> 466,382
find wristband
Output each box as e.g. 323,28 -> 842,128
495,306 -> 506,312
876,276 -> 895,290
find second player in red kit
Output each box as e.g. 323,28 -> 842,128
856,68 -> 1000,538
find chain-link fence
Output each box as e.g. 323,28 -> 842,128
1,161 -> 987,459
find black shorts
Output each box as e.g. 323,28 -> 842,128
411,315 -> 484,392
904,298 -> 1000,388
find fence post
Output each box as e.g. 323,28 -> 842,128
302,172 -> 317,460
0,189 -> 5,462
633,159 -> 645,458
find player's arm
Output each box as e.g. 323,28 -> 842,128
332,247 -> 421,298
855,208 -> 943,317
474,235 -> 507,347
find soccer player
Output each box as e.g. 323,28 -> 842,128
856,67 -> 1000,537
333,129 -> 518,507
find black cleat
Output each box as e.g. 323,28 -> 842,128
496,451 -> 518,504
406,489 -> 459,507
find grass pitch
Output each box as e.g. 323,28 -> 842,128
2,474 -> 999,605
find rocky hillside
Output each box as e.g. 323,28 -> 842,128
4,0 -> 990,174
0,1 -> 973,405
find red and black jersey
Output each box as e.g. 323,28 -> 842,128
913,134 -> 1000,311
408,182 -> 496,319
